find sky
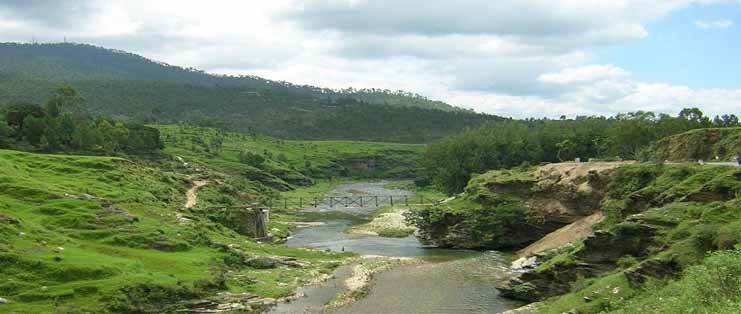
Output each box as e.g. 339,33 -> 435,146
0,0 -> 739,118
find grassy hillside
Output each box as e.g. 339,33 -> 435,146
157,125 -> 425,188
411,162 -> 741,313
641,127 -> 741,162
0,149 -> 348,313
0,43 -> 499,143
533,163 -> 741,314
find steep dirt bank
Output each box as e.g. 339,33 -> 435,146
516,211 -> 604,258
496,164 -> 741,313
406,161 -> 741,312
407,162 -> 629,249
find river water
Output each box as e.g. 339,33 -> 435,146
270,182 -> 521,314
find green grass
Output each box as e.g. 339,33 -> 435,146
533,164 -> 741,314
0,149 -> 349,313
538,272 -> 636,314
609,249 -> 741,314
642,127 -> 741,162
383,180 -> 448,202
157,124 -> 425,186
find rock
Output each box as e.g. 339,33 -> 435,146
281,260 -> 309,268
53,247 -> 64,253
244,256 -> 308,269
0,297 -> 7,304
511,256 -> 538,271
583,296 -> 592,303
625,259 -> 680,288
216,292 -> 259,303
0,214 -> 19,225
182,299 -> 216,308
244,256 -> 280,269
497,261 -> 609,302
576,223 -> 656,264
497,303 -> 540,314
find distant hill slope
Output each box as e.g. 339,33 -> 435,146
642,127 -> 741,162
0,43 -> 497,142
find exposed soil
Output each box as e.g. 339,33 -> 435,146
516,211 -> 604,258
185,180 -> 208,209
535,161 -> 634,186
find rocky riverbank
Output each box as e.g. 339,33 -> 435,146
406,161 -> 741,313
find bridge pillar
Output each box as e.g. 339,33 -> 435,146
223,207 -> 270,239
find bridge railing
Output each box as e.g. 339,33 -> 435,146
261,195 -> 439,210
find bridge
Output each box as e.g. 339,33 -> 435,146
206,195 -> 439,239
262,195 -> 438,209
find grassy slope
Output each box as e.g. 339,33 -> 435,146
0,149 -> 348,313
406,161 -> 741,313
536,164 -> 741,314
642,127 -> 741,162
405,167 -> 538,248
158,124 -> 425,185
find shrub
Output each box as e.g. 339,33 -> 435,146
238,151 -> 265,168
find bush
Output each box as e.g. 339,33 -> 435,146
617,255 -> 640,268
238,151 -> 265,168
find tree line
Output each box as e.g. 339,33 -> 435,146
422,108 -> 740,194
0,86 -> 163,155
0,43 -> 493,143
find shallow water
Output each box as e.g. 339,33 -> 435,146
286,220 -> 474,258
330,253 -> 521,314
271,182 -> 520,314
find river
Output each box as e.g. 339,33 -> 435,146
270,182 -> 521,314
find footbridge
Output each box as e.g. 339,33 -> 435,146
262,195 -> 439,210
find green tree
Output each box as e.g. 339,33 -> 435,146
0,115 -> 11,148
239,151 -> 265,168
112,122 -> 130,151
4,102 -> 44,132
607,111 -> 656,158
45,85 -> 84,118
555,139 -> 577,161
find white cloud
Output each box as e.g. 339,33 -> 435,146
538,65 -> 630,85
694,19 -> 734,29
0,0 -> 739,119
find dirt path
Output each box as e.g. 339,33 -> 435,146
185,180 -> 208,209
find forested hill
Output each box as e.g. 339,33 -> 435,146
0,42 -> 496,142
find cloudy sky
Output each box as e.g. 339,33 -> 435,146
0,0 -> 739,118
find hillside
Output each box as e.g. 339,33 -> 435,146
405,162 -> 741,314
157,124 -> 425,191
642,127 -> 741,162
0,43 -> 498,143
0,149 -> 352,313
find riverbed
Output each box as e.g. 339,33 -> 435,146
270,182 -> 521,314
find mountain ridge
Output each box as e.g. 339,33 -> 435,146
0,42 -> 498,143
